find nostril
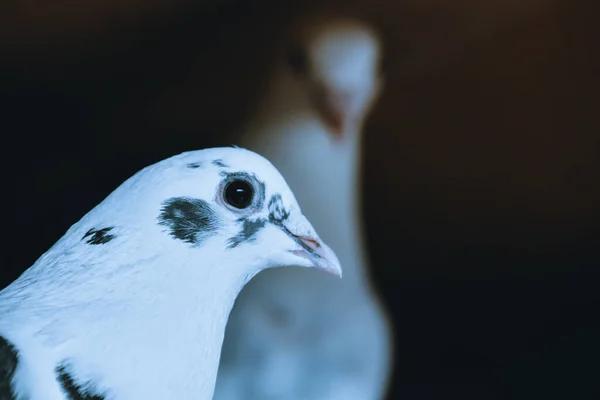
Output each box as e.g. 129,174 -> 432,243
297,236 -> 321,250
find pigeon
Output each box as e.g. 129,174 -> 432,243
214,17 -> 392,400
0,147 -> 341,400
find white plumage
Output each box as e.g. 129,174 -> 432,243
0,147 -> 341,400
215,17 -> 393,400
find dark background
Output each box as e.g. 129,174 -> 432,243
2,0 -> 599,398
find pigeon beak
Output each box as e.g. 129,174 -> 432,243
290,235 -> 342,277
311,85 -> 353,140
320,106 -> 346,139
319,92 -> 352,140
282,216 -> 342,278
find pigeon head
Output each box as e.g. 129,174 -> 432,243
285,17 -> 383,139
61,147 -> 342,291
150,147 -> 342,277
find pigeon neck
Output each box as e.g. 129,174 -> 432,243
98,252 -> 247,398
21,248 -> 251,399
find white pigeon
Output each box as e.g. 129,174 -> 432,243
214,17 -> 392,400
0,147 -> 341,400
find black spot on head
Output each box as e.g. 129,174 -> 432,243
268,194 -> 290,222
82,227 -> 115,245
158,197 -> 219,246
56,364 -> 105,400
227,218 -> 267,248
187,162 -> 202,169
0,336 -> 18,399
264,194 -> 321,257
212,159 -> 229,168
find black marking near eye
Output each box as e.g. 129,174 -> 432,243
82,227 -> 115,245
212,159 -> 229,168
0,336 -> 18,400
158,197 -> 219,246
220,173 -> 268,247
56,364 -> 105,400
268,194 -> 290,222
187,162 -> 202,169
225,193 -> 292,249
266,194 -> 323,259
227,218 -> 267,248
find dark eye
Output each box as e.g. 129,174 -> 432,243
224,179 -> 254,209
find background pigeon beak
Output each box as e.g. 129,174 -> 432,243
291,234 -> 342,277
310,85 -> 352,140
320,105 -> 346,138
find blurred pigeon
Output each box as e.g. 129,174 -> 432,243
0,147 -> 341,400
215,17 -> 392,400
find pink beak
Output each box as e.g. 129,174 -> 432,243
291,235 -> 342,277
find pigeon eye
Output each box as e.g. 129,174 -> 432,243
224,179 -> 255,209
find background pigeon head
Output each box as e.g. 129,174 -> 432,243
284,17 -> 383,139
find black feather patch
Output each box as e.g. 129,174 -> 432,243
0,336 -> 18,400
225,193 -> 291,248
268,194 -> 290,222
187,162 -> 202,169
158,197 -> 219,246
227,218 -> 267,248
220,173 -> 268,247
265,194 -> 321,257
212,159 -> 229,168
82,227 -> 115,245
56,365 -> 105,400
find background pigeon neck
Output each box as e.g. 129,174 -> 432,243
241,116 -> 369,288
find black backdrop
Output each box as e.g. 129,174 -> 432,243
2,0 -> 599,398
